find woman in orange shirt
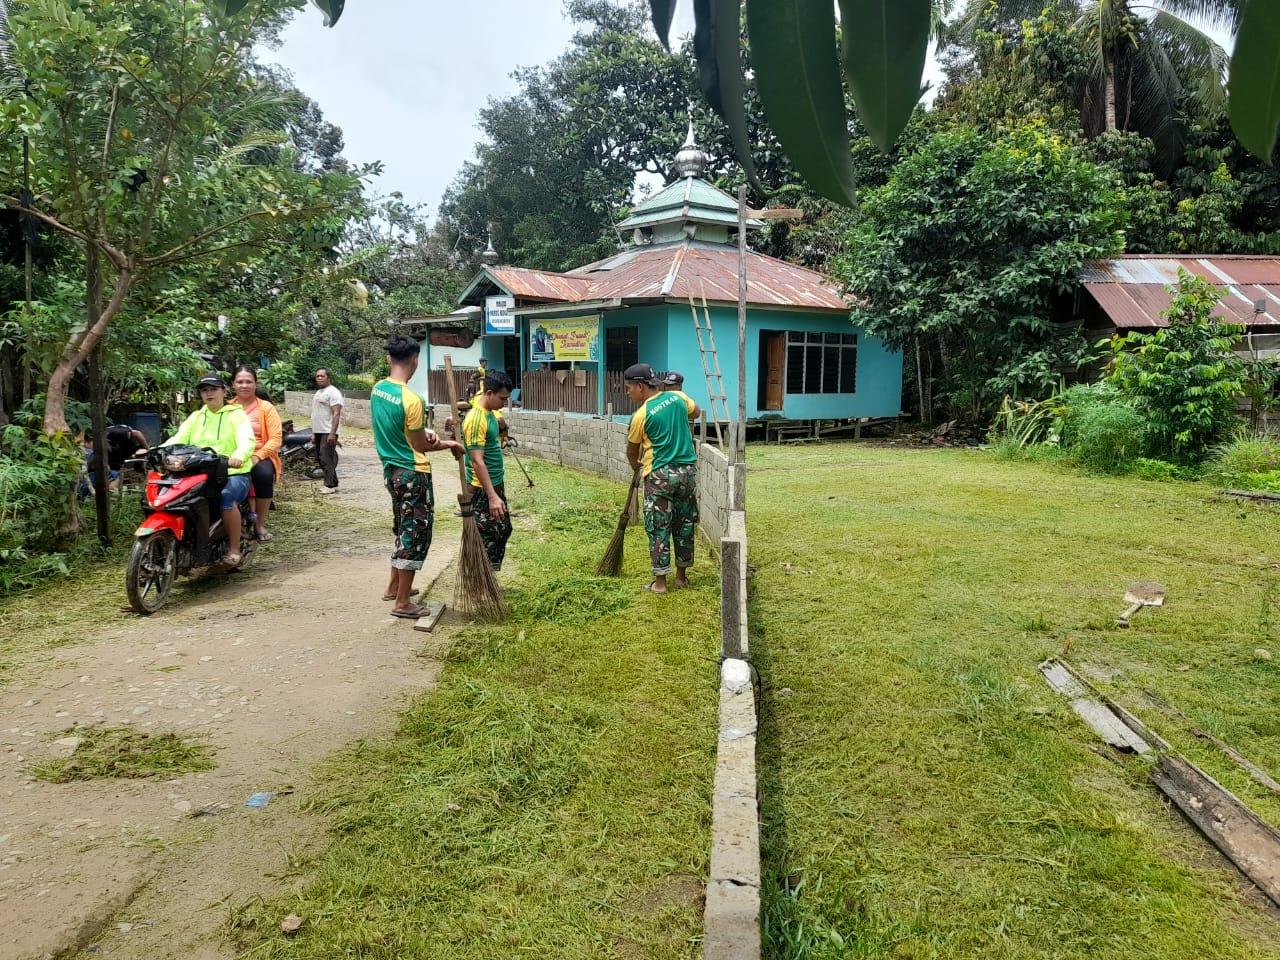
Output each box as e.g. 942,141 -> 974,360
230,366 -> 283,542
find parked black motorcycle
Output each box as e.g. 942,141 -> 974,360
124,446 -> 257,614
279,420 -> 322,479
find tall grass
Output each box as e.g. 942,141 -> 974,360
752,444 -> 1280,959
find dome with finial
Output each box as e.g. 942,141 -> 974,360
480,228 -> 499,266
673,119 -> 707,179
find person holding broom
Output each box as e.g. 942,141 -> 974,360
462,370 -> 515,571
371,336 -> 465,618
624,363 -> 699,594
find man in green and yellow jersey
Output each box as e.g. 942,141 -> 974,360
624,362 -> 699,594
462,370 -> 514,571
371,336 -> 464,619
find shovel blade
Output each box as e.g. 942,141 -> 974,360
1122,581 -> 1166,607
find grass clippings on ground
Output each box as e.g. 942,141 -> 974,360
31,726 -> 217,782
228,457 -> 719,959
750,443 -> 1280,960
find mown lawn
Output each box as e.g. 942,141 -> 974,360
230,459 -> 719,959
750,444 -> 1280,960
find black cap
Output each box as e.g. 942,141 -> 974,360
663,371 -> 684,386
196,374 -> 226,390
623,362 -> 657,385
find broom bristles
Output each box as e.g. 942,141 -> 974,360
595,472 -> 640,577
454,499 -> 507,620
595,518 -> 628,576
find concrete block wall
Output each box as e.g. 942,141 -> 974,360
284,391 -> 372,428
431,406 -> 734,534
705,507 -> 759,959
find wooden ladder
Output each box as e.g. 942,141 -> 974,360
689,294 -> 730,448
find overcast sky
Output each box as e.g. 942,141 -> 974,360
264,0 -> 697,219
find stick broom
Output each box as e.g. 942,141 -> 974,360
444,356 -> 507,620
596,467 -> 641,576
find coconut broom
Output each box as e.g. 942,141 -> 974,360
596,467 -> 641,576
444,356 -> 507,620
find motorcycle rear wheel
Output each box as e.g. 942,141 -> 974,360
126,531 -> 177,614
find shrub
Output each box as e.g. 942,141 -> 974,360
1070,402 -> 1146,473
1128,458 -> 1194,482
1058,382 -> 1130,447
0,425 -> 82,595
1207,433 -> 1280,490
1105,270 -> 1245,464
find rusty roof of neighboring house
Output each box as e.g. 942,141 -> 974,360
471,266 -> 594,303
1080,256 -> 1280,329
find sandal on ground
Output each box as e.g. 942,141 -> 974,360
256,530 -> 274,543
381,588 -> 421,602
642,581 -> 667,594
223,552 -> 242,567
390,603 -> 430,619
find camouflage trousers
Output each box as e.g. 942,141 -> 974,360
470,484 -> 512,571
642,462 -> 698,576
384,466 -> 434,570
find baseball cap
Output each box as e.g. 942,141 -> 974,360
623,362 -> 657,384
196,374 -> 226,390
663,371 -> 684,386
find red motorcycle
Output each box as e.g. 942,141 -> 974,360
125,445 -> 257,614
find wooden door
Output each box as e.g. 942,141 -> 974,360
763,332 -> 785,411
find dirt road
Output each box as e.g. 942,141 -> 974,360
0,446 -> 465,960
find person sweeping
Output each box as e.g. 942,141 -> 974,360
623,363 -> 699,594
461,370 -> 514,571
371,336 -> 464,619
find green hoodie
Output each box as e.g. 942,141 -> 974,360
165,404 -> 255,475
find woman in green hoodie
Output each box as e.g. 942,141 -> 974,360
165,374 -> 256,566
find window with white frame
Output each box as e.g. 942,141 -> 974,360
785,331 -> 857,394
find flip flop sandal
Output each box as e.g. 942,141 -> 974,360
224,553 -> 242,568
256,531 -> 274,543
642,581 -> 667,594
381,588 -> 421,602
390,604 -> 429,619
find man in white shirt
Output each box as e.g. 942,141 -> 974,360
311,368 -> 344,492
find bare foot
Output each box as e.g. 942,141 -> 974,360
643,581 -> 668,594
674,577 -> 690,589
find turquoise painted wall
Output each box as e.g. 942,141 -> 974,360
658,304 -> 902,419
604,306 -> 668,362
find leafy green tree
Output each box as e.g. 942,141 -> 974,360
840,126 -> 1124,420
1105,269 -> 1246,462
0,0 -> 363,435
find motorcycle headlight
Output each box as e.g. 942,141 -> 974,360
162,452 -> 191,473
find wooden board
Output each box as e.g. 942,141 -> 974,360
412,601 -> 447,633
1039,659 -> 1151,753
1152,754 -> 1280,907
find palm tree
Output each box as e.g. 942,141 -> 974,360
951,0 -> 1242,160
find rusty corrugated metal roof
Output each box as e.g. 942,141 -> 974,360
571,240 -> 847,310
484,266 -> 593,303
1080,255 -> 1280,328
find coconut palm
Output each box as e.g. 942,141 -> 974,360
951,0 -> 1242,160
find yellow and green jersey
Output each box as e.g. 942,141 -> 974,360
371,378 -> 431,473
628,391 -> 697,477
462,404 -> 504,488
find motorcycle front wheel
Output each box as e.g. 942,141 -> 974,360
126,531 -> 177,614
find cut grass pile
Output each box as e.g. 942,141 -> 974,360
751,444 -> 1280,959
31,726 -> 216,782
229,457 -> 719,959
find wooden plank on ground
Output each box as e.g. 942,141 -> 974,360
412,601 -> 447,633
1152,754 -> 1280,907
1039,659 -> 1151,753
